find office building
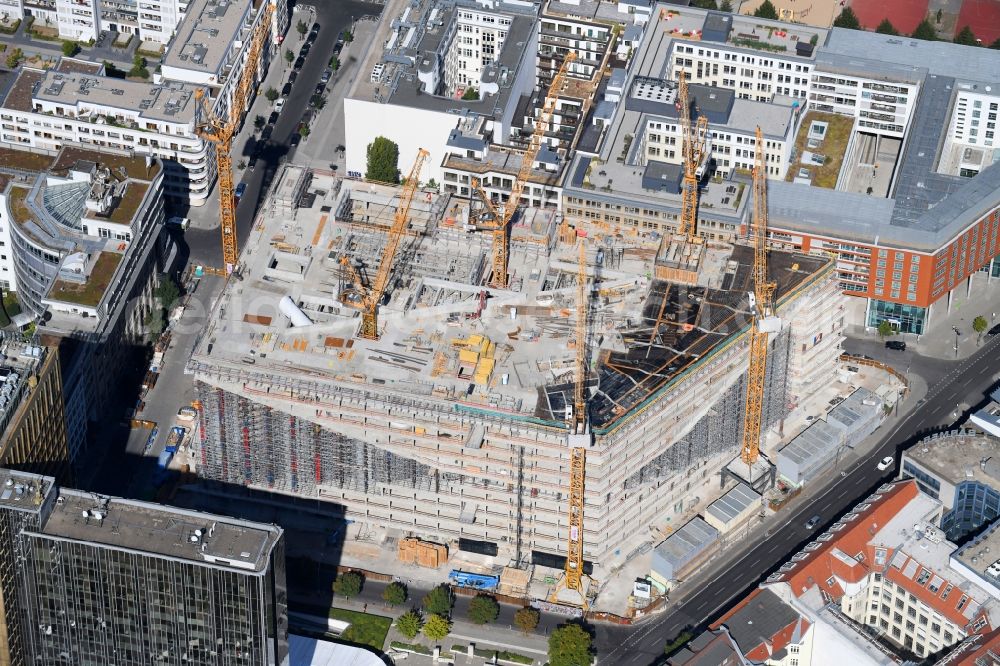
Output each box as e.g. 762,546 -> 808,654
900,428 -> 1000,541
0,341 -> 70,485
0,144 -> 166,464
0,468 -> 287,666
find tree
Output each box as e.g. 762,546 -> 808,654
61,40 -> 79,57
296,20 -> 308,37
382,582 -> 407,607
720,0 -> 733,10
284,48 -> 294,64
514,607 -> 540,634
329,56 -> 340,71
145,309 -> 165,337
5,47 -> 22,69
253,114 -> 265,131
753,0 -> 779,20
468,594 -> 500,625
312,95 -> 327,110
548,623 -> 593,666
690,0 -> 718,8
832,7 -> 861,30
332,571 -> 363,599
954,25 -> 978,46
366,136 -> 400,183
876,19 -> 899,35
462,87 -> 479,101
343,30 -> 354,43
877,320 -> 894,340
911,19 -> 937,41
422,614 -> 451,641
156,274 -> 180,309
396,610 -> 422,639
265,87 -> 279,102
973,315 -> 988,344
421,585 -> 452,616
129,54 -> 149,79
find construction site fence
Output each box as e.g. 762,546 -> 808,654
838,353 -> 909,391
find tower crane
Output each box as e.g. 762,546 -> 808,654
472,53 -> 576,289
194,3 -> 274,275
338,149 -> 429,340
564,241 -> 590,594
677,71 -> 710,242
740,127 -> 779,468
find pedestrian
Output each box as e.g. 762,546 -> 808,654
363,603 -> 367,612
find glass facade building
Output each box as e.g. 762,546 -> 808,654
0,469 -> 287,666
867,299 -> 928,335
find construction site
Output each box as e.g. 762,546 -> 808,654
187,129 -> 851,603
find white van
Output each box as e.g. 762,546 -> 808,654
370,63 -> 385,83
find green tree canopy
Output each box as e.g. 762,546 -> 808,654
332,571 -> 363,599
253,115 -> 266,130
396,610 -> 422,639
549,623 -> 593,666
911,19 -> 938,41
973,316 -> 988,344
753,0 -> 779,19
877,320 -> 895,339
468,594 -> 500,625
461,87 -> 480,101
366,136 -> 400,183
296,20 -> 308,37
876,19 -> 899,35
343,30 -> 354,43
690,0 -> 718,9
954,25 -> 978,45
832,7 -> 861,29
514,607 -> 540,634
284,48 -> 295,63
382,582 -> 407,607
422,614 -> 451,641
61,41 -> 79,57
421,585 -> 452,616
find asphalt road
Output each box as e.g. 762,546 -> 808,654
600,334 -> 1000,664
182,0 -> 380,267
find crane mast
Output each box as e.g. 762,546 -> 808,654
677,71 -> 709,242
564,241 -> 589,593
339,149 -> 429,340
740,127 -> 778,468
194,3 -> 273,274
473,53 -> 576,289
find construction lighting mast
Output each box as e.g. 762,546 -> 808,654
195,3 -> 274,274
740,127 -> 779,468
340,149 -> 429,340
474,53 -> 576,289
564,241 -> 590,593
677,71 -> 709,242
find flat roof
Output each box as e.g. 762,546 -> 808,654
654,516 -> 719,568
706,482 -> 761,525
35,488 -> 282,573
162,0 -> 250,76
0,468 -> 53,514
953,521 -> 1000,594
31,69 -> 197,124
904,431 -> 1000,487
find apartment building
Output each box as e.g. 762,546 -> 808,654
0,342 -> 70,486
900,428 -> 1000,541
0,145 -> 166,465
760,480 -> 998,661
0,0 -> 186,44
0,468 -> 287,666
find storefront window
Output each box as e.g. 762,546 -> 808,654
867,299 -> 926,335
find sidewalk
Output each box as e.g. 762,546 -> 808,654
849,271 -> 1000,361
0,20 -> 137,67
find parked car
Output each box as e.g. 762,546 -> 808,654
290,133 -> 301,147
299,43 -> 311,58
294,56 -> 305,70
805,515 -> 821,530
274,97 -> 285,113
885,340 -> 906,351
281,82 -> 292,96
320,69 -> 332,84
876,455 -> 894,472
166,216 -> 190,230
312,22 -> 321,32
306,32 -> 317,45
247,154 -> 259,171
288,70 -> 298,84
332,42 -> 343,56
989,323 -> 1000,336
315,83 -> 325,96
261,126 -> 273,141
234,182 -> 247,202
268,111 -> 279,124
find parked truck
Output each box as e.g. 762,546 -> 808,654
165,426 -> 186,454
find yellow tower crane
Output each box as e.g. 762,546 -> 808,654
338,149 -> 429,340
740,127 -> 779,468
194,3 -> 274,274
473,53 -> 577,289
564,240 -> 590,593
677,71 -> 710,242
